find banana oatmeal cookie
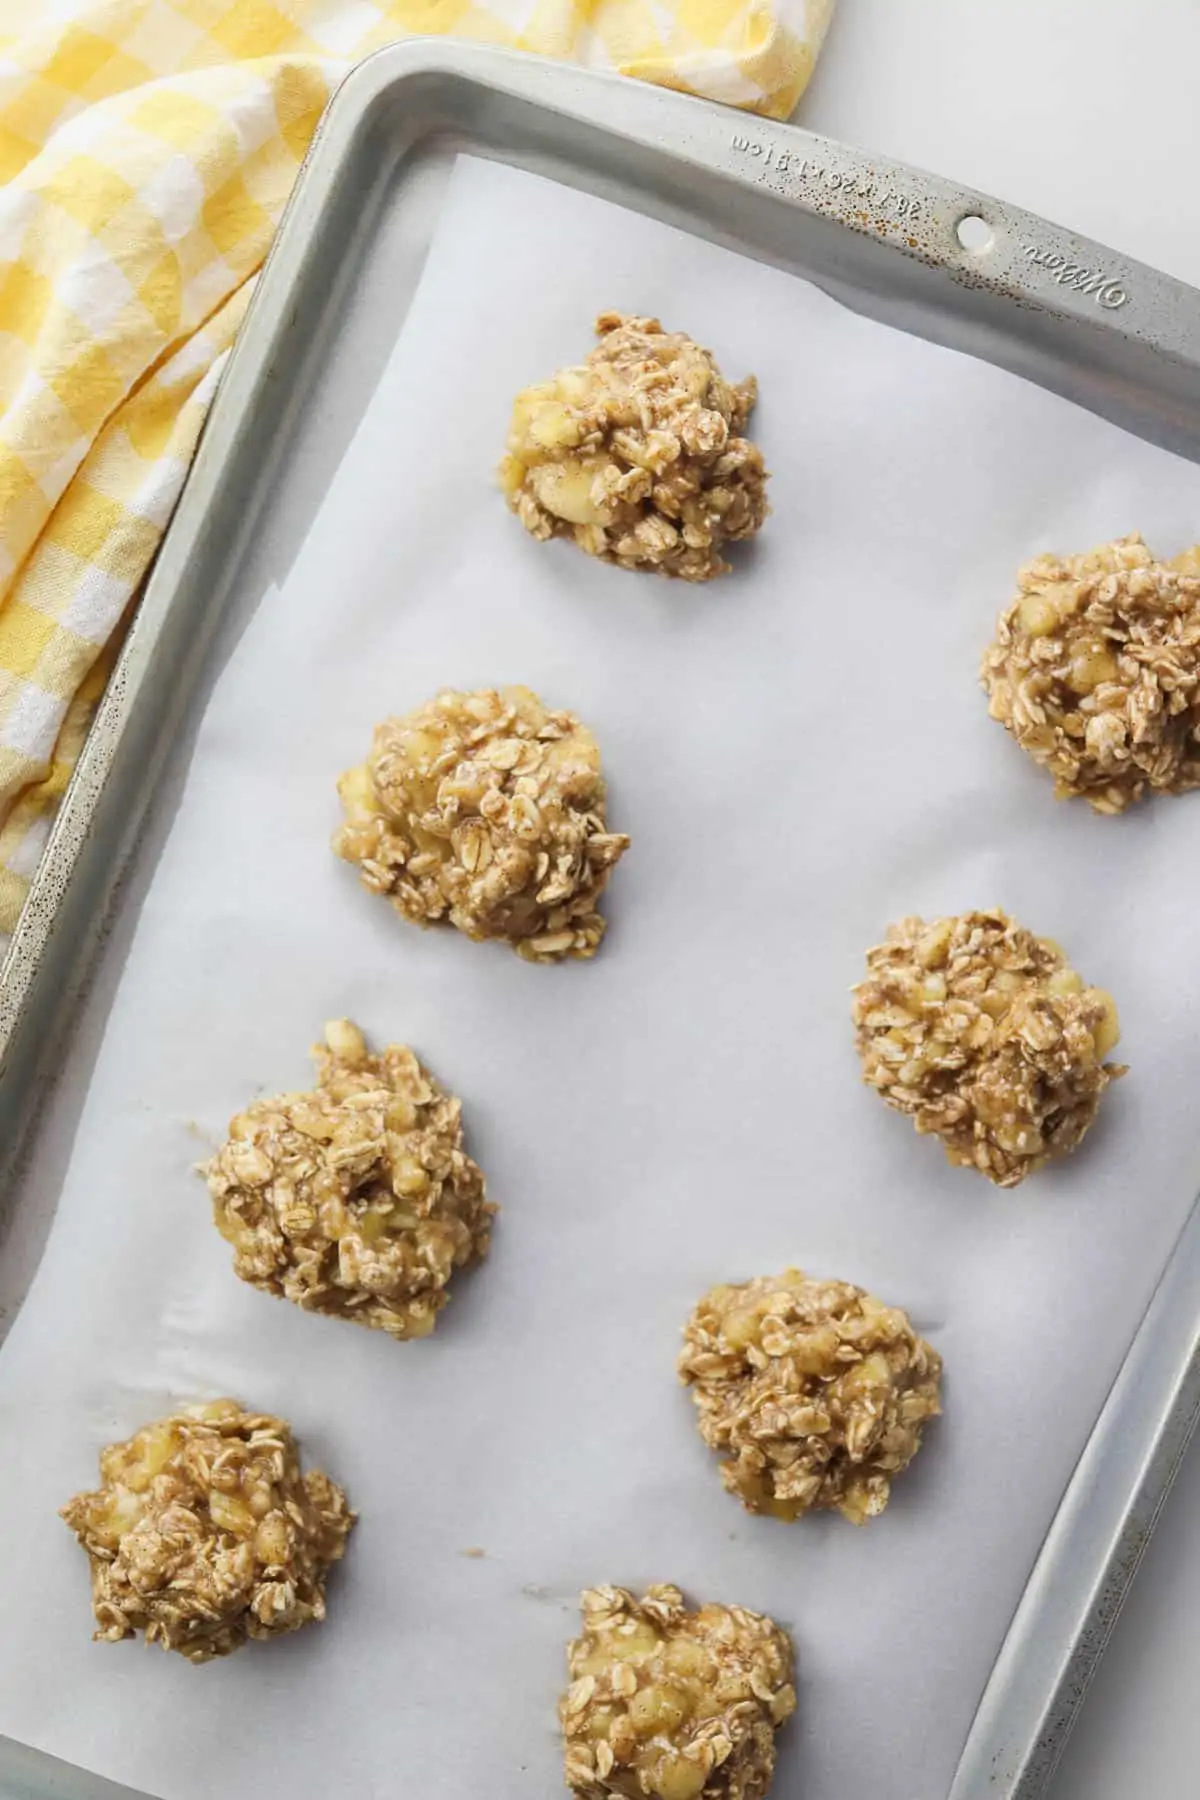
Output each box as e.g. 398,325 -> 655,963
982,533 -> 1200,812
333,686 -> 629,963
561,1583 -> 795,1800
679,1271 -> 941,1526
499,313 -> 768,580
853,909 -> 1123,1187
60,1400 -> 354,1662
204,1020 -> 493,1339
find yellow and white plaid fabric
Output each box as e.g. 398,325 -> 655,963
0,0 -> 833,949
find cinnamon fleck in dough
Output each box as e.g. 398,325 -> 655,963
982,533 -> 1200,812
561,1583 -> 796,1800
60,1400 -> 354,1662
333,686 -> 628,963
853,909 -> 1124,1186
499,313 -> 768,580
204,1020 -> 493,1339
679,1271 -> 941,1525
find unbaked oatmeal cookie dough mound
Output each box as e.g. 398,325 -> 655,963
205,1020 -> 493,1340
853,909 -> 1123,1187
982,533 -> 1200,812
679,1271 -> 941,1526
499,313 -> 768,581
60,1400 -> 354,1662
334,686 -> 629,964
561,1583 -> 795,1800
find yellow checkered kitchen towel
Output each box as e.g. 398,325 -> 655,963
0,0 -> 835,948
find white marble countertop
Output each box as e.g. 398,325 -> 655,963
800,3 -> 1200,1795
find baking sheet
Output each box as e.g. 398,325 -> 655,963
3,153 -> 1200,1800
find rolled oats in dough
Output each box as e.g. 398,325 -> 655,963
60,1400 -> 354,1662
982,533 -> 1200,812
204,1020 -> 494,1339
499,313 -> 768,581
333,685 -> 629,963
561,1583 -> 796,1800
679,1271 -> 942,1526
853,909 -> 1124,1187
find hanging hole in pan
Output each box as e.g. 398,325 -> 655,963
956,213 -> 994,254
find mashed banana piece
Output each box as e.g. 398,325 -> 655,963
561,1583 -> 795,1800
60,1400 -> 354,1662
679,1271 -> 941,1526
204,1020 -> 493,1339
499,313 -> 768,581
853,909 -> 1124,1187
982,533 -> 1200,812
333,686 -> 629,964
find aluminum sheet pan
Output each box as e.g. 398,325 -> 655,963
3,45 -> 1200,1800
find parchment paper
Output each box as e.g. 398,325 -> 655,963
3,156 -> 1200,1800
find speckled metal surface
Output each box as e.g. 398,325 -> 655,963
3,41 -> 1200,1800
